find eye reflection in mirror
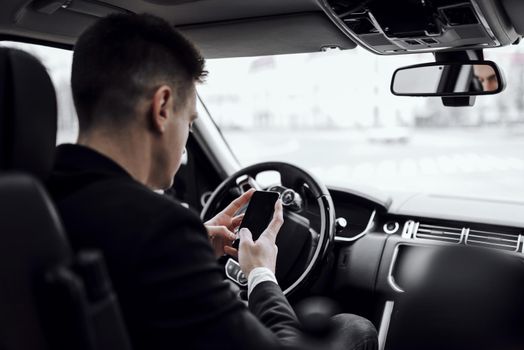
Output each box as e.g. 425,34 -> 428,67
473,64 -> 498,92
391,61 -> 505,97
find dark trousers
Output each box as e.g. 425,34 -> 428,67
330,314 -> 378,350
295,314 -> 378,350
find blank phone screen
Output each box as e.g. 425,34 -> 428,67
239,191 -> 280,240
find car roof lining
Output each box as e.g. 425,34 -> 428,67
181,12 -> 356,58
1,0 -> 522,58
101,0 -> 321,26
0,0 -> 355,58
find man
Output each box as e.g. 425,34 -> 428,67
47,13 -> 377,349
473,64 -> 499,92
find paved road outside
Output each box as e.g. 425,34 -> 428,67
222,127 -> 524,202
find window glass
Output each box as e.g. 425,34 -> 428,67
199,46 -> 524,200
0,41 -> 78,144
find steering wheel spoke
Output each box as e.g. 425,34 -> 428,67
235,174 -> 262,193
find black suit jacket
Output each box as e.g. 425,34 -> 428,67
47,144 -> 302,350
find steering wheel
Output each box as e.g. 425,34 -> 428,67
201,162 -> 335,297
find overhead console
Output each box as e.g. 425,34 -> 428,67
318,0 -> 520,54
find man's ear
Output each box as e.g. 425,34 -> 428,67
150,85 -> 172,133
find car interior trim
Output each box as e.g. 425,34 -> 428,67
470,0 -> 501,45
501,0 -> 524,35
2,1 -> 357,58
179,12 -> 356,58
378,300 -> 395,350
395,236 -> 524,262
403,219 -> 524,255
334,209 -> 376,243
386,245 -> 405,293
390,193 -> 524,228
328,185 -> 392,211
316,0 -> 382,55
401,220 -> 416,239
477,0 -> 520,43
193,96 -> 240,178
317,0 -> 517,55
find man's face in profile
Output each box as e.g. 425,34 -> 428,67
473,65 -> 498,92
163,86 -> 198,188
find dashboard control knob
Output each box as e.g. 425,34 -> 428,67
335,217 -> 348,234
384,221 -> 400,234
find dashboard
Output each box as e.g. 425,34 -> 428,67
328,186 -> 524,297
327,186 -> 524,346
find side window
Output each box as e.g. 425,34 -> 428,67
0,41 -> 78,144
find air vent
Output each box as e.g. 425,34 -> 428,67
465,229 -> 520,252
403,220 -> 524,254
414,223 -> 464,243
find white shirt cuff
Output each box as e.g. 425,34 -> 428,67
247,267 -> 278,298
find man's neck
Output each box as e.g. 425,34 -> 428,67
77,129 -> 152,187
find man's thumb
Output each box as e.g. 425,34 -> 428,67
239,228 -> 253,244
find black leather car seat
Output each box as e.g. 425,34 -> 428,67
386,246 -> 524,350
0,47 -> 131,350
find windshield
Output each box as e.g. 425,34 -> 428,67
198,46 -> 524,201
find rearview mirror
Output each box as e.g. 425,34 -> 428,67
391,61 -> 505,96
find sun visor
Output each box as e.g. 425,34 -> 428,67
7,2 -> 355,58
178,12 -> 356,58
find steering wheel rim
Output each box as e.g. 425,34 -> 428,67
201,161 -> 335,296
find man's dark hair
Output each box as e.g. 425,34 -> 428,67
71,13 -> 207,131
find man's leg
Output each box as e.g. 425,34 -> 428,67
329,314 -> 378,350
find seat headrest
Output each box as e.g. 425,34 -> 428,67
0,47 -> 57,180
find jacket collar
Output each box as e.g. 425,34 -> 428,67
54,143 -> 132,179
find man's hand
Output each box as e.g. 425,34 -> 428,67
204,189 -> 255,257
238,199 -> 284,277
206,225 -> 236,258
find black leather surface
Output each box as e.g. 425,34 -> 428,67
0,174 -> 70,350
387,246 -> 524,350
0,47 -> 57,180
0,48 -> 132,350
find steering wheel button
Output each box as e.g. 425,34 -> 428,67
226,259 -> 239,275
237,271 -> 248,285
282,190 -> 294,204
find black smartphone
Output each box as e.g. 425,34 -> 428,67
232,191 -> 280,249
